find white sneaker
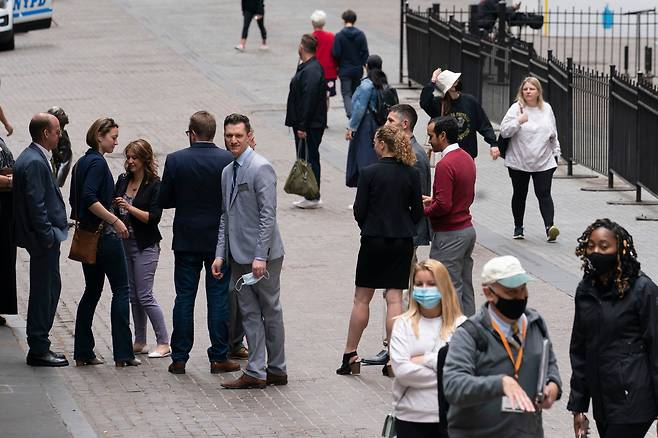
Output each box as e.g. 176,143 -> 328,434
294,199 -> 322,209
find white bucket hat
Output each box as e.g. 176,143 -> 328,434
435,70 -> 462,95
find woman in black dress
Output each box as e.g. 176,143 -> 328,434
0,137 -> 16,325
568,218 -> 658,438
337,125 -> 423,375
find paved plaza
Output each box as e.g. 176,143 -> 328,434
1,0 -> 658,437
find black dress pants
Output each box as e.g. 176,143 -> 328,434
26,242 -> 61,355
241,10 -> 267,40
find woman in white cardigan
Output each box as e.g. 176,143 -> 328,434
390,259 -> 466,438
500,76 -> 561,242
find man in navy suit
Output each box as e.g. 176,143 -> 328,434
13,113 -> 69,367
159,111 -> 241,375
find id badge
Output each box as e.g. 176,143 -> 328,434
501,396 -> 525,413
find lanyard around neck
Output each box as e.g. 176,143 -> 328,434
490,318 -> 527,380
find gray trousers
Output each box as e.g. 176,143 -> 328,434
123,239 -> 169,345
230,256 -> 286,380
429,227 -> 477,316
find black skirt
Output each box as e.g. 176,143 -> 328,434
355,236 -> 414,289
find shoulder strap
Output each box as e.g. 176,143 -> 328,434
533,315 -> 548,339
460,319 -> 488,352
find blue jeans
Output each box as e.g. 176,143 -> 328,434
171,251 -> 231,363
74,234 -> 134,362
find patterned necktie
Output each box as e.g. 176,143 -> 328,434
510,321 -> 522,350
230,161 -> 239,199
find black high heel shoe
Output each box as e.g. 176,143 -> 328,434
115,358 -> 142,367
336,351 -> 361,375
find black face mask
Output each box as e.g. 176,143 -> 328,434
490,288 -> 527,320
587,252 -> 617,275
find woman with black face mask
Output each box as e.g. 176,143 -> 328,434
568,218 -> 658,438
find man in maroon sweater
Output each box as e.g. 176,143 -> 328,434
423,116 -> 477,315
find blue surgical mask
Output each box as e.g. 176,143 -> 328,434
235,270 -> 269,292
412,286 -> 442,309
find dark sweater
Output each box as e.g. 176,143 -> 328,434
419,84 -> 497,158
69,149 -> 115,230
424,147 -> 476,232
241,0 -> 264,14
332,26 -> 369,79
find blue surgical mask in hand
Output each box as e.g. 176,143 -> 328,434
235,270 -> 270,292
412,286 -> 442,309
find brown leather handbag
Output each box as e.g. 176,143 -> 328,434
68,223 -> 103,264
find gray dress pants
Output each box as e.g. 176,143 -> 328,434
429,227 -> 477,316
230,256 -> 286,380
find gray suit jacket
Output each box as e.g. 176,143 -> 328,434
13,143 -> 68,251
215,149 -> 284,265
411,136 -> 432,246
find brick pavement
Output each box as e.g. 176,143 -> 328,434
1,0 -> 657,436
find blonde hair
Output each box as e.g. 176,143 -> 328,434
516,76 -> 545,109
399,259 -> 463,340
375,125 -> 416,167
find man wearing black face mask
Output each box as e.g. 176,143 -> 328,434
443,255 -> 561,438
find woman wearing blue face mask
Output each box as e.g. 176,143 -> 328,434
569,218 -> 658,438
389,259 -> 465,438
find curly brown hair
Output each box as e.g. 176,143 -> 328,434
575,218 -> 640,298
123,139 -> 159,183
375,125 -> 416,167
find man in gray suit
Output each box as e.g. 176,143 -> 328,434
212,113 -> 287,389
13,113 -> 69,367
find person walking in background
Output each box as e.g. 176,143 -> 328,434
337,125 -> 423,377
285,34 -> 327,209
236,0 -> 267,51
569,219 -> 658,438
311,10 -> 338,118
389,259 -> 465,438
212,114 -> 287,389
0,124 -> 16,327
499,76 -> 561,242
46,106 -> 73,187
345,55 -> 388,188
443,255 -> 561,437
332,9 -> 369,119
419,68 -> 497,159
159,111 -> 239,376
423,116 -> 477,316
70,117 -> 139,368
114,139 -> 170,358
12,113 -> 69,367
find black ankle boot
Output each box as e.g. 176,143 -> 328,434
336,351 -> 361,375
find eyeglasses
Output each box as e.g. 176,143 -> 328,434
185,130 -> 190,136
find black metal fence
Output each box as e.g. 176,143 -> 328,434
405,5 -> 658,202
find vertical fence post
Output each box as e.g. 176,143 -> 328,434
608,65 -> 616,188
635,72 -> 643,202
399,0 -> 405,84
567,56 -> 575,176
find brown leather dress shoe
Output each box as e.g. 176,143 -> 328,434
228,345 -> 249,360
266,371 -> 288,386
221,373 -> 266,389
168,362 -> 186,374
210,359 -> 240,374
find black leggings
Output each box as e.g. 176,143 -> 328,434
595,420 -> 652,438
241,10 -> 267,40
395,419 -> 447,438
508,166 -> 556,229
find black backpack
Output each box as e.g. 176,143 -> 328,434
373,84 -> 399,126
436,318 -> 548,435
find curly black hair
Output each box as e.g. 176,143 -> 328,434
575,218 -> 640,297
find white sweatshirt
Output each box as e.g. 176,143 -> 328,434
390,314 -> 467,423
500,101 -> 560,173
